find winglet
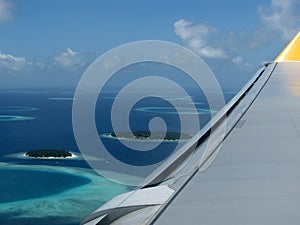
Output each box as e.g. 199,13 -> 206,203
275,31 -> 300,62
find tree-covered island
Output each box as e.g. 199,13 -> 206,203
25,149 -> 72,158
109,131 -> 192,141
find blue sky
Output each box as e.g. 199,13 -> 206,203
0,0 -> 299,89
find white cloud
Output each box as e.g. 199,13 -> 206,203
174,19 -> 212,41
231,55 -> 254,71
236,0 -> 300,49
54,48 -> 87,69
232,56 -> 243,64
0,52 -> 48,73
174,19 -> 228,59
0,52 -> 27,70
258,0 -> 300,41
0,48 -> 91,73
0,0 -> 12,23
225,0 -> 300,51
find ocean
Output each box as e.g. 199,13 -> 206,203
0,81 -> 236,224
0,89 -> 131,225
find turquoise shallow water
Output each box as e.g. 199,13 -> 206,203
0,115 -> 35,121
0,163 -> 130,225
0,106 -> 38,112
0,168 -> 91,203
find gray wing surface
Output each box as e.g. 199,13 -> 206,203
155,62 -> 300,225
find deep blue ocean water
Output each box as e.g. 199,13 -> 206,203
0,89 -> 131,225
0,84 -> 236,225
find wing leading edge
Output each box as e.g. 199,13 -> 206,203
82,32 -> 300,225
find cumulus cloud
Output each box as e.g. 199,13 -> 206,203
0,48 -> 91,73
54,48 -> 87,69
0,52 -> 27,70
232,56 -> 253,70
229,0 -> 300,50
258,0 -> 300,41
174,19 -> 228,59
0,0 -> 12,23
232,56 -> 243,64
0,52 -> 50,73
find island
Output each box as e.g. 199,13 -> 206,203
104,131 -> 192,142
25,149 -> 73,158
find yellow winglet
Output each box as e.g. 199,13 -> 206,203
275,31 -> 300,62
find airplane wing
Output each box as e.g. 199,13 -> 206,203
81,31 -> 300,225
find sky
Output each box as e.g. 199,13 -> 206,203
0,0 -> 300,89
